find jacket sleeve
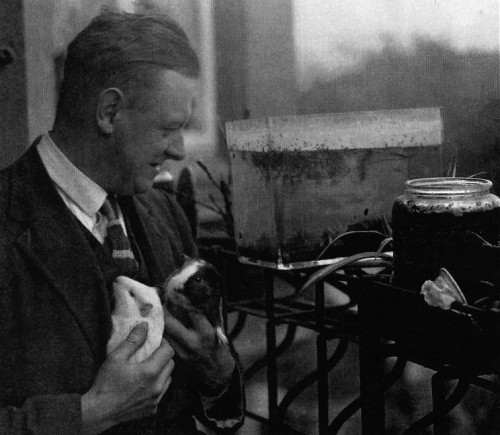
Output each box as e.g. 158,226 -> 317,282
0,272 -> 86,435
193,350 -> 245,433
0,394 -> 82,434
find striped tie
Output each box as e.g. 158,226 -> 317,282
100,196 -> 139,277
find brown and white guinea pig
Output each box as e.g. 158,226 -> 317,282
107,276 -> 169,363
160,256 -> 228,345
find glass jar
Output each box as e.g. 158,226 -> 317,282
391,177 -> 500,301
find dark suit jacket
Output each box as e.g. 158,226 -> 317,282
0,144 -> 243,434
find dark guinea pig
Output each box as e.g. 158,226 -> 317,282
160,255 -> 228,345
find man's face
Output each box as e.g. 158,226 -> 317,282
108,69 -> 196,195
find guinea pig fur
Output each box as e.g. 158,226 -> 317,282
107,276 -> 168,363
161,257 -> 228,345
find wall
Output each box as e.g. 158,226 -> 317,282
24,0 -> 107,145
0,0 -> 29,169
214,0 -> 297,124
242,0 -> 297,119
213,1 -> 248,125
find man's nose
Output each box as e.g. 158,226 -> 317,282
164,132 -> 185,161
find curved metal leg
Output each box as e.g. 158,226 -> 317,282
401,377 -> 471,434
244,323 -> 298,381
329,397 -> 361,435
383,356 -> 407,388
228,310 -> 248,340
470,376 -> 500,394
359,330 -> 385,434
276,338 -> 350,421
316,281 -> 329,435
432,372 -> 447,435
263,270 -> 279,433
328,356 -> 407,434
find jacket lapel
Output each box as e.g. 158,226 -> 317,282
8,147 -> 112,361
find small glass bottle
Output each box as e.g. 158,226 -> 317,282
391,177 -> 500,301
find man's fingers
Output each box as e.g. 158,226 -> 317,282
156,359 -> 175,402
145,338 -> 175,368
163,358 -> 175,378
163,313 -> 191,343
164,322 -> 191,359
158,358 -> 175,388
163,311 -> 218,359
160,376 -> 173,400
161,338 -> 185,358
164,309 -> 212,338
187,310 -> 213,333
112,322 -> 149,360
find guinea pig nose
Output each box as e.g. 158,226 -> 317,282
140,303 -> 153,317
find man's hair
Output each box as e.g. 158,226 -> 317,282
55,12 -> 200,125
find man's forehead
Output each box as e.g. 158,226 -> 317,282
146,70 -> 198,120
157,69 -> 199,93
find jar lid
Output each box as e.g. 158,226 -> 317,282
405,177 -> 492,197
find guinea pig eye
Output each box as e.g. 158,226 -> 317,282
195,276 -> 202,282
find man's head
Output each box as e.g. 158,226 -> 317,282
55,12 -> 200,126
53,12 -> 200,195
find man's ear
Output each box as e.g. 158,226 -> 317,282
96,87 -> 125,135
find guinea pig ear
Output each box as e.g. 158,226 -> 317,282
203,264 -> 221,288
140,303 -> 153,317
207,262 -> 221,279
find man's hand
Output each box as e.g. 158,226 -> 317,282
81,322 -> 175,434
163,310 -> 235,397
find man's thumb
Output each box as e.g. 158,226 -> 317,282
114,322 -> 149,360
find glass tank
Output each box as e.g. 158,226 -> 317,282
226,107 -> 443,269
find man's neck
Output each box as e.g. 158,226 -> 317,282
49,127 -> 108,191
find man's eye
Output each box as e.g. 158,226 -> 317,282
162,126 -> 184,138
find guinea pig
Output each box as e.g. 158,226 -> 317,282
107,275 -> 169,363
160,256 -> 228,345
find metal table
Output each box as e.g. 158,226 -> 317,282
354,276 -> 500,434
221,251 -> 500,434
224,255 -> 381,434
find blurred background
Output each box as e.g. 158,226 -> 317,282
2,0 -> 498,182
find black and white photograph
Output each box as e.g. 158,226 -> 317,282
0,0 -> 498,433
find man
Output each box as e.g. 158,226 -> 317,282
0,12 -> 243,434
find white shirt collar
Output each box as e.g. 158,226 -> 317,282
37,133 -> 108,217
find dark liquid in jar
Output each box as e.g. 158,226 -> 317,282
392,199 -> 500,300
